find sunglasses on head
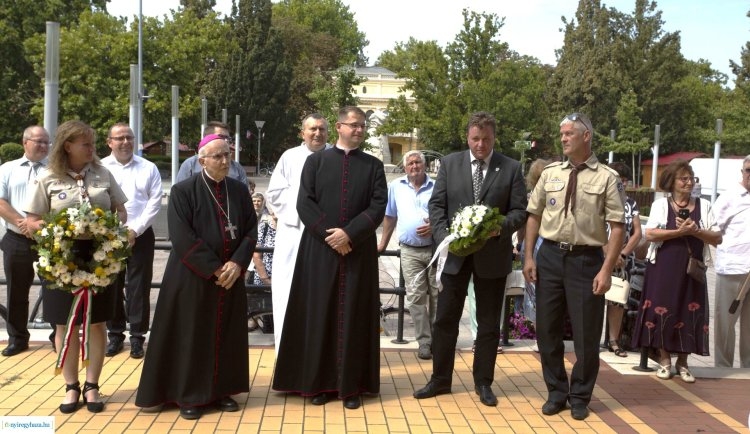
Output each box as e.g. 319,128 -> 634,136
563,113 -> 592,132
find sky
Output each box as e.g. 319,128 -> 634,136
107,0 -> 749,79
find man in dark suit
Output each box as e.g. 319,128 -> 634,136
413,111 -> 527,406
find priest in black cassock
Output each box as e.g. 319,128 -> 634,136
272,106 -> 387,410
135,135 -> 257,420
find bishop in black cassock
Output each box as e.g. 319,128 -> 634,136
272,106 -> 387,409
135,136 -> 256,419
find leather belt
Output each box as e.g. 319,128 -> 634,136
400,243 -> 431,249
543,239 -> 599,252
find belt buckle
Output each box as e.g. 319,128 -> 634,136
558,242 -> 573,251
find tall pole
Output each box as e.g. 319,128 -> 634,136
608,130 -> 615,164
200,98 -> 207,136
222,109 -> 228,125
235,115 -> 241,163
171,86 -> 180,184
43,22 -> 60,140
129,64 -> 138,145
650,125 -> 660,189
137,0 -> 143,156
255,120 -> 265,175
711,119 -> 722,204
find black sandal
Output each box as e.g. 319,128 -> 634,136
59,381 -> 81,413
82,381 -> 104,413
608,340 -> 628,358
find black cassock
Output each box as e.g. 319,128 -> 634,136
272,146 -> 387,398
135,172 -> 257,408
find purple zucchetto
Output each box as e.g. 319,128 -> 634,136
197,133 -> 226,150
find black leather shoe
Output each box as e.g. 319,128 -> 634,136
413,380 -> 451,399
216,396 -> 239,412
571,404 -> 590,420
105,340 -> 123,357
2,343 -> 28,357
541,400 -> 567,416
311,393 -> 330,406
180,406 -> 202,420
474,385 -> 497,406
130,341 -> 144,359
343,395 -> 361,409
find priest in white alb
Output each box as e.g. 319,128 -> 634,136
265,113 -> 331,352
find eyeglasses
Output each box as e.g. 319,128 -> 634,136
677,176 -> 697,183
109,135 -> 134,142
743,168 -> 750,174
562,113 -> 592,132
27,138 -> 49,145
339,122 -> 366,130
202,151 -> 231,161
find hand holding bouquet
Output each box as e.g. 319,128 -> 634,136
448,204 -> 505,256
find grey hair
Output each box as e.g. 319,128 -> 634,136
743,155 -> 750,166
402,150 -> 425,166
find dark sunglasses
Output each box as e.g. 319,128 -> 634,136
563,113 -> 592,132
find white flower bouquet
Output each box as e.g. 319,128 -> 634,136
33,202 -> 131,293
448,204 -> 505,256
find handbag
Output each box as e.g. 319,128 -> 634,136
606,269 -> 630,305
686,256 -> 707,284
683,238 -> 707,284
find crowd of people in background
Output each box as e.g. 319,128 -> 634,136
1,109 -> 748,422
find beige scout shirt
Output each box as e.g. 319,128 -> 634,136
25,164 -> 128,216
527,154 -> 625,246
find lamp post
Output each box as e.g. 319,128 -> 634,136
255,120 -> 265,175
513,139 -> 532,175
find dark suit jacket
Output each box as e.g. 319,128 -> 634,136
428,150 -> 527,278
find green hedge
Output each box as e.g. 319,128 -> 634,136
0,143 -> 24,163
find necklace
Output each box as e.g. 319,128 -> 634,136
671,196 -> 690,208
201,171 -> 237,239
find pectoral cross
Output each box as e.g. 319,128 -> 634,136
225,222 -> 238,239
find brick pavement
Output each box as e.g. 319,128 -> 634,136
0,343 -> 747,433
0,174 -> 749,432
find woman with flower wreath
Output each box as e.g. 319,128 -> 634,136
24,120 -> 128,414
631,160 -> 721,383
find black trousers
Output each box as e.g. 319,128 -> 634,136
430,258 -> 506,387
107,227 -> 155,343
1,231 -> 37,346
535,242 -> 605,406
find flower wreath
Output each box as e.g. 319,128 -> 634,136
407,204 -> 506,293
448,204 -> 505,256
33,201 -> 130,373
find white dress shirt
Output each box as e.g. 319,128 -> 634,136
101,154 -> 162,236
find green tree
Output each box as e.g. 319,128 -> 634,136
551,0 -> 625,135
143,9 -> 230,146
179,0 -> 217,19
0,0 -> 107,143
614,0 -> 696,152
378,38 -> 457,153
273,0 -> 368,66
24,10 -> 132,153
209,0 -> 293,163
380,10 -> 550,157
600,89 -> 650,180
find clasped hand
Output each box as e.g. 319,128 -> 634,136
215,261 -> 241,289
325,228 -> 352,256
675,216 -> 700,235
